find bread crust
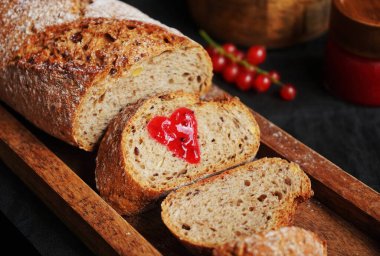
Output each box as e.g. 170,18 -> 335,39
161,158 -> 313,255
95,98 -> 162,214
96,92 -> 260,215
0,1 -> 212,151
213,227 -> 327,256
0,0 -> 182,65
0,0 -> 80,64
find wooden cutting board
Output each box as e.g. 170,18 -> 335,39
0,86 -> 379,256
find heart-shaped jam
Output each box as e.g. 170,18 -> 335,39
147,107 -> 200,164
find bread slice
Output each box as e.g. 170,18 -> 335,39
213,227 -> 327,256
161,158 -> 313,254
95,92 -> 260,215
0,0 -> 212,151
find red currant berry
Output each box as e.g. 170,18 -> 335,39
211,54 -> 227,73
253,75 -> 271,92
234,50 -> 245,61
280,84 -> 297,101
205,45 -> 218,57
236,71 -> 253,91
268,70 -> 280,82
223,43 -> 237,54
222,63 -> 240,83
247,46 -> 266,65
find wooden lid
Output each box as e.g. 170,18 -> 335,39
330,0 -> 380,58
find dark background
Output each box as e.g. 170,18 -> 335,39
0,0 -> 379,255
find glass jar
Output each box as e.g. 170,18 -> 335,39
325,0 -> 380,106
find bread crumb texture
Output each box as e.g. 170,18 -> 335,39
124,94 -> 260,191
161,158 -> 312,250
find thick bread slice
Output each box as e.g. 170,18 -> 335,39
213,227 -> 327,256
0,0 -> 212,151
161,158 -> 313,254
95,92 -> 260,215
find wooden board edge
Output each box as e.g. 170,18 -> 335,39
0,106 -> 161,256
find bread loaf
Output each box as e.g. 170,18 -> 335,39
161,158 -> 312,254
95,92 -> 260,215
0,0 -> 212,151
213,227 -> 327,256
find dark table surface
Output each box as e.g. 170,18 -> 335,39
1,0 -> 379,255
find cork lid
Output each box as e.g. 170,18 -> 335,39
330,0 -> 380,58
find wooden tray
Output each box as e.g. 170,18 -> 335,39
0,86 -> 379,256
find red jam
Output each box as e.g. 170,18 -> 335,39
147,107 -> 200,164
325,39 -> 380,106
325,0 -> 380,106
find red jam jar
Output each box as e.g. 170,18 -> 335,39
325,0 -> 380,106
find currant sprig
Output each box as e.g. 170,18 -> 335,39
199,30 -> 296,101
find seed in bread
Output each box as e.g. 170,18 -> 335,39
213,227 -> 327,256
95,92 -> 260,215
161,158 -> 313,254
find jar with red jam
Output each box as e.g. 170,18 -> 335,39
325,0 -> 380,106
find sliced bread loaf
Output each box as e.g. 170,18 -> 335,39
95,92 -> 260,215
161,158 -> 312,254
213,227 -> 327,256
0,0 -> 212,151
